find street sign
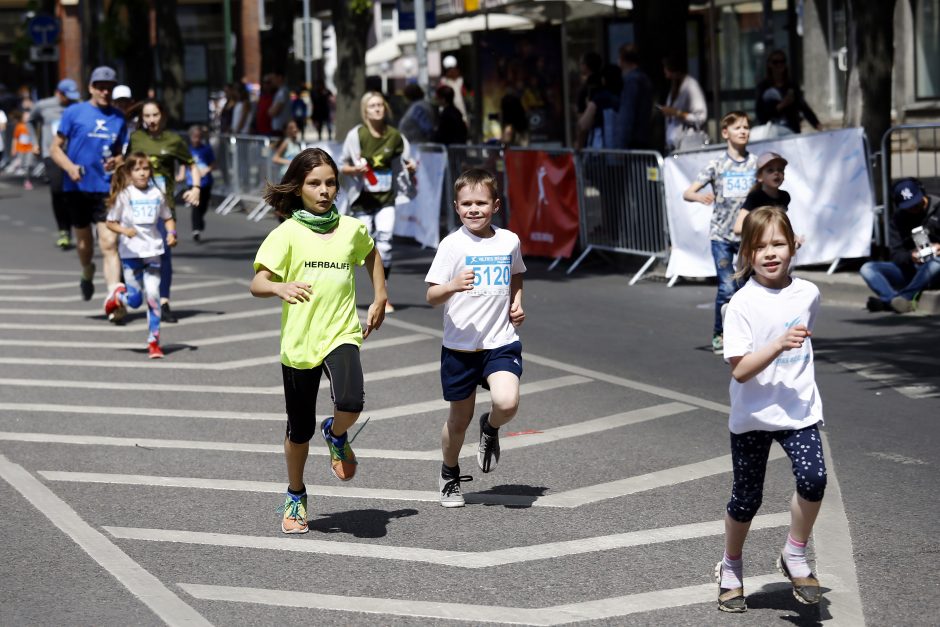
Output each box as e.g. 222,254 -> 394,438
292,17 -> 322,61
27,14 -> 60,46
398,0 -> 436,30
29,46 -> 59,62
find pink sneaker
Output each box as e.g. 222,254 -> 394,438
23,180 -> 33,190
148,341 -> 164,359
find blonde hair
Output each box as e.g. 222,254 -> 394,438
359,91 -> 390,126
454,168 -> 499,201
734,206 -> 796,281
108,152 -> 156,208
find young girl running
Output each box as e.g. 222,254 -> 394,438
250,148 -> 388,534
104,152 -> 177,359
716,206 -> 827,612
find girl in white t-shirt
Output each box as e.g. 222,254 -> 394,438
104,152 -> 177,359
716,207 -> 827,612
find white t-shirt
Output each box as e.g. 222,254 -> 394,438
425,226 -> 526,351
723,276 -> 824,434
106,185 -> 172,259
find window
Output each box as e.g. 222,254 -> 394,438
915,0 -> 940,98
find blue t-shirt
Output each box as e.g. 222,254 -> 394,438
184,142 -> 215,188
57,101 -> 128,194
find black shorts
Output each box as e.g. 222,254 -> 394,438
67,192 -> 109,228
281,343 -> 365,443
440,341 -> 523,402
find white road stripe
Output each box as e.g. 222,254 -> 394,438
0,455 -> 210,626
0,307 -> 275,331
0,329 -> 280,349
378,317 -> 733,414
0,278 -> 234,302
178,575 -> 787,625
0,290 -> 251,312
107,512 -> 789,568
0,402 -> 693,461
0,334 -> 431,370
0,361 -> 440,395
39,445 -> 775,508
833,359 -> 939,399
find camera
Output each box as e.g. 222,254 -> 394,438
912,226 -> 934,261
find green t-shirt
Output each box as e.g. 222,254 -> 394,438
128,129 -> 194,209
353,125 -> 404,213
253,216 -> 375,369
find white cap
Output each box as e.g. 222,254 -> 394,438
112,85 -> 132,100
442,55 -> 458,69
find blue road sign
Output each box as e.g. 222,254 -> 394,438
28,15 -> 60,47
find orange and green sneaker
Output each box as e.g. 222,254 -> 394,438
321,417 -> 358,481
277,493 -> 308,534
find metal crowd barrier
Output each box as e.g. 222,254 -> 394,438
570,149 -> 668,283
880,123 -> 940,247
245,140 -> 343,222
214,133 -> 276,217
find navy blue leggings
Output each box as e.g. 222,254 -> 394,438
727,424 -> 827,523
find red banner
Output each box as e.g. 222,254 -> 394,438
505,150 -> 580,258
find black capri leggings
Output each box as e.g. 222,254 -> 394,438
282,343 -> 365,443
727,423 -> 827,523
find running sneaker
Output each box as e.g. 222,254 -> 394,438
161,302 -> 178,323
104,285 -> 126,316
276,493 -> 309,534
80,263 -> 95,301
55,231 -> 71,250
148,341 -> 164,359
477,412 -> 500,473
384,301 -> 395,314
711,333 -> 724,355
192,230 -> 201,243
321,417 -> 357,481
23,180 -> 33,190
439,473 -> 473,508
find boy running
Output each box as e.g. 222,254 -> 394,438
425,168 -> 526,507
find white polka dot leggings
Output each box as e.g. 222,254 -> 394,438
727,424 -> 827,523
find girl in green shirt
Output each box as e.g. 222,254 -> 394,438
128,99 -> 201,323
251,147 -> 388,534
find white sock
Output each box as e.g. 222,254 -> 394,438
783,534 -> 812,577
720,552 -> 743,589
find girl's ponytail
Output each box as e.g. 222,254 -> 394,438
107,152 -> 153,208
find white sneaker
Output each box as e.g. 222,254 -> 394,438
439,473 -> 472,508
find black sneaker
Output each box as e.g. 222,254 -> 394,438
866,296 -> 889,312
161,302 -> 178,323
79,263 -> 95,301
477,412 -> 500,473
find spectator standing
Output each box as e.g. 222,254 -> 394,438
576,52 -> 603,118
50,66 -> 128,307
128,99 -> 201,323
861,178 -> 940,313
255,76 -> 275,136
268,72 -> 292,136
0,107 -> 7,166
272,119 -> 303,178
310,80 -> 333,140
755,50 -> 822,135
577,64 -> 622,149
661,54 -> 708,152
8,110 -> 38,189
434,85 -> 468,145
31,78 -> 80,249
398,84 -> 436,143
232,83 -> 253,134
111,85 -> 138,133
615,44 -> 653,149
291,88 -> 309,140
218,84 -> 236,134
439,55 -> 467,123
179,125 -> 215,242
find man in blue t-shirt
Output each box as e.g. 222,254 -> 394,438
50,66 -> 128,308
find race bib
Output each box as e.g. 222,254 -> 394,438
129,199 -> 160,224
466,254 -> 512,297
364,168 -> 392,193
721,171 -> 754,198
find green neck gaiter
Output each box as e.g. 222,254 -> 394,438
291,206 -> 340,234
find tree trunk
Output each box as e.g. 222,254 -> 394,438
262,2 -> 295,79
241,0 -> 262,85
331,0 -> 373,138
154,0 -> 185,124
843,0 -> 896,148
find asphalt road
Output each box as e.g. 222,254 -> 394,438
0,177 -> 938,626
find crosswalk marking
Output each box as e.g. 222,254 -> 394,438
0,403 -> 696,460
105,512 -> 790,568
0,307 -> 275,331
0,329 -> 280,349
0,455 -> 211,626
0,333 -> 432,370
40,446 -> 784,508
0,278 -> 234,302
0,290 -> 251,310
178,575 -> 789,625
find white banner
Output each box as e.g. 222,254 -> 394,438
664,128 -> 875,278
394,146 -> 447,249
